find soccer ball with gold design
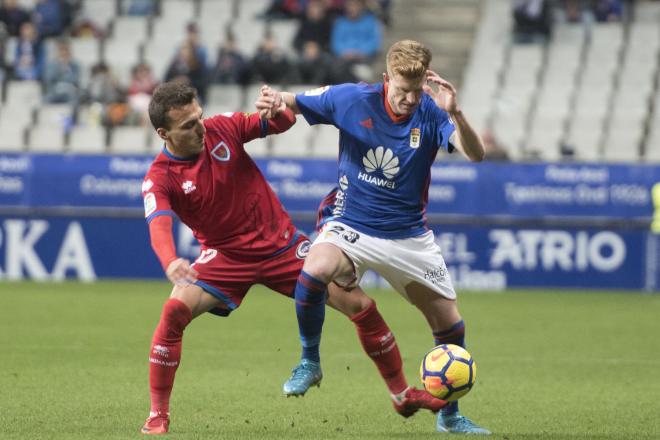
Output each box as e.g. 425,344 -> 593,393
419,344 -> 476,401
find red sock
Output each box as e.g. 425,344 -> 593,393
350,300 -> 408,395
148,298 -> 192,415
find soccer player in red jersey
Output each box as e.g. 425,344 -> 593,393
139,81 -> 444,435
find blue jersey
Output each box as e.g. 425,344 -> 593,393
296,82 -> 455,239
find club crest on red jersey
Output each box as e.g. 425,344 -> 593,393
211,141 -> 231,162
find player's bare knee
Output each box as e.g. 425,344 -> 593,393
170,284 -> 219,318
303,243 -> 347,283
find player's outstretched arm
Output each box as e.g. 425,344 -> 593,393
256,84 -> 301,116
424,70 -> 485,162
280,92 -> 300,115
149,215 -> 198,286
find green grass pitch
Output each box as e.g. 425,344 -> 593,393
1,281 -> 659,439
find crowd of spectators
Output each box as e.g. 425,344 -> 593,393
0,0 -> 389,130
512,0 -> 627,43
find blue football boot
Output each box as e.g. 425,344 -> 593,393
283,359 -> 323,396
436,410 -> 491,435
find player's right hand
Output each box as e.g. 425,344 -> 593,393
166,258 -> 199,286
256,84 -> 284,119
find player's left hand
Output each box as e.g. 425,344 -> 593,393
256,85 -> 285,119
423,70 -> 459,114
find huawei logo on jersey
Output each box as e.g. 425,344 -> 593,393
362,146 -> 399,179
359,146 -> 399,189
182,180 -> 197,194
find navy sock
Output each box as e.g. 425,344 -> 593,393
433,320 -> 466,415
294,270 -> 327,364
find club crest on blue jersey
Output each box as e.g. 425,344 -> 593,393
211,141 -> 231,162
410,128 -> 421,148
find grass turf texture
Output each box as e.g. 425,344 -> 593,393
1,281 -> 659,440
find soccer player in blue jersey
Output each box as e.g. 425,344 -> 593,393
264,40 -> 490,434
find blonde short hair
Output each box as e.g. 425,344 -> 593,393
386,40 -> 432,81
386,40 -> 432,80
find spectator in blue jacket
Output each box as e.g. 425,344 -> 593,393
44,39 -> 81,103
330,0 -> 382,64
13,21 -> 45,80
33,0 -> 64,38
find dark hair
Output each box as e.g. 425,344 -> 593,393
148,81 -> 198,130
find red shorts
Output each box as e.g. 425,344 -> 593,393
191,231 -> 311,316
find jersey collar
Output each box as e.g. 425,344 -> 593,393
162,145 -> 199,161
383,83 -> 411,124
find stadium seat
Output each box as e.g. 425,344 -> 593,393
269,21 -> 299,56
111,16 -> 149,42
81,0 -> 118,32
236,0 -> 265,20
143,40 -> 180,81
207,85 -> 244,110
270,121 -> 314,157
1,102 -> 35,128
27,126 -> 66,153
231,18 -> 266,56
160,0 -> 196,23
5,80 -> 42,107
103,38 -> 141,85
645,122 -> 660,162
199,0 -> 234,19
3,37 -> 17,72
109,126 -> 149,155
244,136 -> 270,158
147,130 -> 165,155
0,120 -> 26,152
35,103 -> 74,127
310,125 -> 339,158
68,126 -> 108,154
151,17 -> 188,48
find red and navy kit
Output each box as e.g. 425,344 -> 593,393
142,110 -> 310,315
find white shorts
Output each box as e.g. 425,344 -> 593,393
313,221 -> 456,302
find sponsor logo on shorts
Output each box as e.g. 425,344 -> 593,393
296,240 -> 311,259
324,225 -> 360,244
424,266 -> 447,286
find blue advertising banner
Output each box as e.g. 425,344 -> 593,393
1,154 -> 659,221
0,215 -> 654,291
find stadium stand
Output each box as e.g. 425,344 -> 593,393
0,0 -> 658,162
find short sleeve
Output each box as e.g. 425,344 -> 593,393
295,84 -> 356,126
429,103 -> 456,152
